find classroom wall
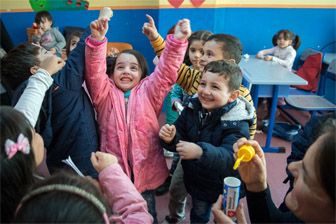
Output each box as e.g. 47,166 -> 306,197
1,7 -> 335,72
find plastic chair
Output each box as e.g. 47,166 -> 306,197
290,48 -> 323,94
283,59 -> 336,115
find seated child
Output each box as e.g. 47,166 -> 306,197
256,29 -> 301,70
159,60 -> 254,223
15,152 -> 153,223
33,11 -> 66,57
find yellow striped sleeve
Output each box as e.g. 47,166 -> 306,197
176,64 -> 201,95
150,34 -> 165,57
239,85 -> 257,139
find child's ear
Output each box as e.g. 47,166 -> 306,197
30,65 -> 39,75
228,89 -> 240,103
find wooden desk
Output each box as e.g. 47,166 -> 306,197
239,57 -> 307,152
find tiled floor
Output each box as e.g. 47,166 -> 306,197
155,108 -> 310,223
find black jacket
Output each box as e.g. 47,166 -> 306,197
161,96 -> 253,202
11,27 -> 99,177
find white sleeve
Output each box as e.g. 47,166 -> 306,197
14,69 -> 53,127
257,47 -> 276,57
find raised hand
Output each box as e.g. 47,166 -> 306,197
233,138 -> 267,192
176,140 -> 202,160
174,19 -> 191,41
91,151 -> 118,173
90,19 -> 109,41
39,55 -> 65,75
159,124 -> 176,143
142,14 -> 159,41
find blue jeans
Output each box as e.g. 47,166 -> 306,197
190,197 -> 212,223
142,190 -> 157,223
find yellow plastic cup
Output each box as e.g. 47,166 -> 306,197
233,145 -> 255,170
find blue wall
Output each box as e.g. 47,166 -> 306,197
1,8 -> 335,72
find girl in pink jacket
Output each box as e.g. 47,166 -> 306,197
15,152 -> 153,223
84,15 -> 191,222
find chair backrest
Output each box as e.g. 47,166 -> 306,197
293,49 -> 323,92
107,42 -> 133,52
300,48 -> 322,61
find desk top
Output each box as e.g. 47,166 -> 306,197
239,57 -> 307,85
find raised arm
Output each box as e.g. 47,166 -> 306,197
91,152 -> 153,223
141,16 -> 190,109
53,26 -> 91,90
85,15 -> 111,106
15,55 -> 65,127
144,23 -> 201,96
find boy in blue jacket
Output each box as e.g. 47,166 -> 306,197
159,60 -> 254,223
1,26 -> 99,178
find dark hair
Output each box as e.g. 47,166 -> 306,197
184,30 -> 213,66
207,34 -> 243,63
15,171 -> 109,223
66,31 -> 83,56
1,43 -> 40,90
34,11 -> 53,25
109,49 -> 149,80
272,29 -> 301,50
314,119 -> 336,206
203,60 -> 242,91
0,106 -> 35,223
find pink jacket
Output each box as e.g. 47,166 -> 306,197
100,164 -> 153,223
85,35 -> 188,192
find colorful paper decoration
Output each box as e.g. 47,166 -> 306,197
29,0 -> 89,11
168,0 -> 184,8
190,0 -> 205,7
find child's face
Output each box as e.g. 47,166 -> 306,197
69,36 -> 80,52
277,33 -> 292,49
198,71 -> 235,111
188,40 -> 204,70
39,17 -> 52,32
200,40 -> 225,71
36,46 -> 53,63
112,53 -> 142,92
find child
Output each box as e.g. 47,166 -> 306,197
256,29 -> 301,70
144,22 -> 257,222
159,60 -> 254,223
1,55 -> 64,222
84,15 -> 190,223
0,106 -> 45,222
146,23 -> 257,140
156,30 -> 213,195
1,27 -> 99,178
33,11 -> 66,56
65,30 -> 83,57
15,151 -> 153,223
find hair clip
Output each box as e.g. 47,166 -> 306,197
5,134 -> 30,159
